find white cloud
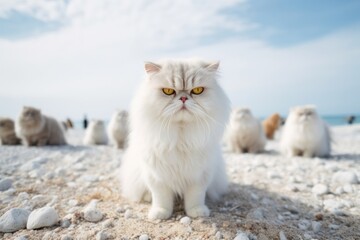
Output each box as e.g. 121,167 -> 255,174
0,0 -> 359,120
0,0 -> 67,21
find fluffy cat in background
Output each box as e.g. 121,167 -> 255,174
262,113 -> 282,140
0,118 -> 21,145
83,120 -> 108,145
280,105 -> 331,158
107,110 -> 129,149
16,106 -> 66,146
224,108 -> 266,153
120,59 -> 230,220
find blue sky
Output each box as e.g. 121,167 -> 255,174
0,0 -> 359,120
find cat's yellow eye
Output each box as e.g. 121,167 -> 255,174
162,88 -> 175,95
191,87 -> 204,95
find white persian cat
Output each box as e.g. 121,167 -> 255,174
224,108 -> 266,153
280,105 -> 331,158
120,59 -> 230,220
83,120 -> 108,145
107,110 -> 129,149
16,106 -> 66,146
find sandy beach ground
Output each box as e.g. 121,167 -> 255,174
1,125 -> 359,240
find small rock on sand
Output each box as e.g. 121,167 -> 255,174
279,231 -> 287,240
96,230 -> 108,240
180,216 -> 191,225
26,206 -> 59,230
83,200 -> 103,222
0,178 -> 12,191
234,231 -> 249,240
139,234 -> 149,240
0,208 -> 30,233
311,184 -> 329,195
332,171 -> 358,184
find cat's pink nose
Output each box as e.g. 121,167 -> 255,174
180,96 -> 188,103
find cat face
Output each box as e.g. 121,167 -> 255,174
19,106 -> 42,127
289,105 -> 318,124
230,108 -> 253,122
0,118 -> 15,134
142,59 -> 221,123
115,111 -> 128,122
90,120 -> 105,130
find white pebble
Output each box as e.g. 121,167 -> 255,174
55,168 -> 67,177
298,219 -> 311,230
334,186 -> 344,195
124,209 -> 132,219
311,221 -> 321,233
68,199 -> 79,207
234,232 -> 249,240
0,208 -> 30,233
329,224 -> 340,230
26,206 -> 59,229
215,231 -> 222,239
323,199 -> 344,213
20,161 -> 40,171
60,219 -> 71,228
102,219 -> 114,228
343,184 -> 353,193
61,235 -> 73,240
246,208 -> 264,220
83,201 -> 103,223
15,236 -> 28,240
18,192 -> 29,201
28,168 -> 46,178
139,234 -> 149,240
30,195 -> 50,208
332,171 -> 358,184
79,175 -> 99,182
180,216 -> 191,225
279,231 -> 287,240
0,178 -> 12,191
42,232 -> 55,240
96,230 -> 108,240
304,233 -> 312,239
311,184 -> 328,196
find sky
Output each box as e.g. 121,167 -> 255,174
0,0 -> 359,120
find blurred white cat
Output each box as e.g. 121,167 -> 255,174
83,120 -> 108,145
107,110 -> 129,149
16,106 -> 66,146
224,108 -> 266,153
120,59 -> 230,220
280,105 -> 331,158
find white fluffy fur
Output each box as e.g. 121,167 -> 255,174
83,120 -> 108,145
120,59 -> 230,220
107,110 -> 129,149
280,105 -> 331,158
224,108 -> 266,153
16,106 -> 66,146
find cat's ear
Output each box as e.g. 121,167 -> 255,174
203,61 -> 220,72
144,62 -> 161,74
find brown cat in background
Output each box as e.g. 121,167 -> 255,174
262,113 -> 282,139
16,106 -> 66,146
0,118 -> 21,145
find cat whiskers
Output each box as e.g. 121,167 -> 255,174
186,103 -> 211,142
162,104 -> 180,142
196,104 -> 225,129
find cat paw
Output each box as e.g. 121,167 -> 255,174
148,207 -> 172,220
186,205 -> 210,218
